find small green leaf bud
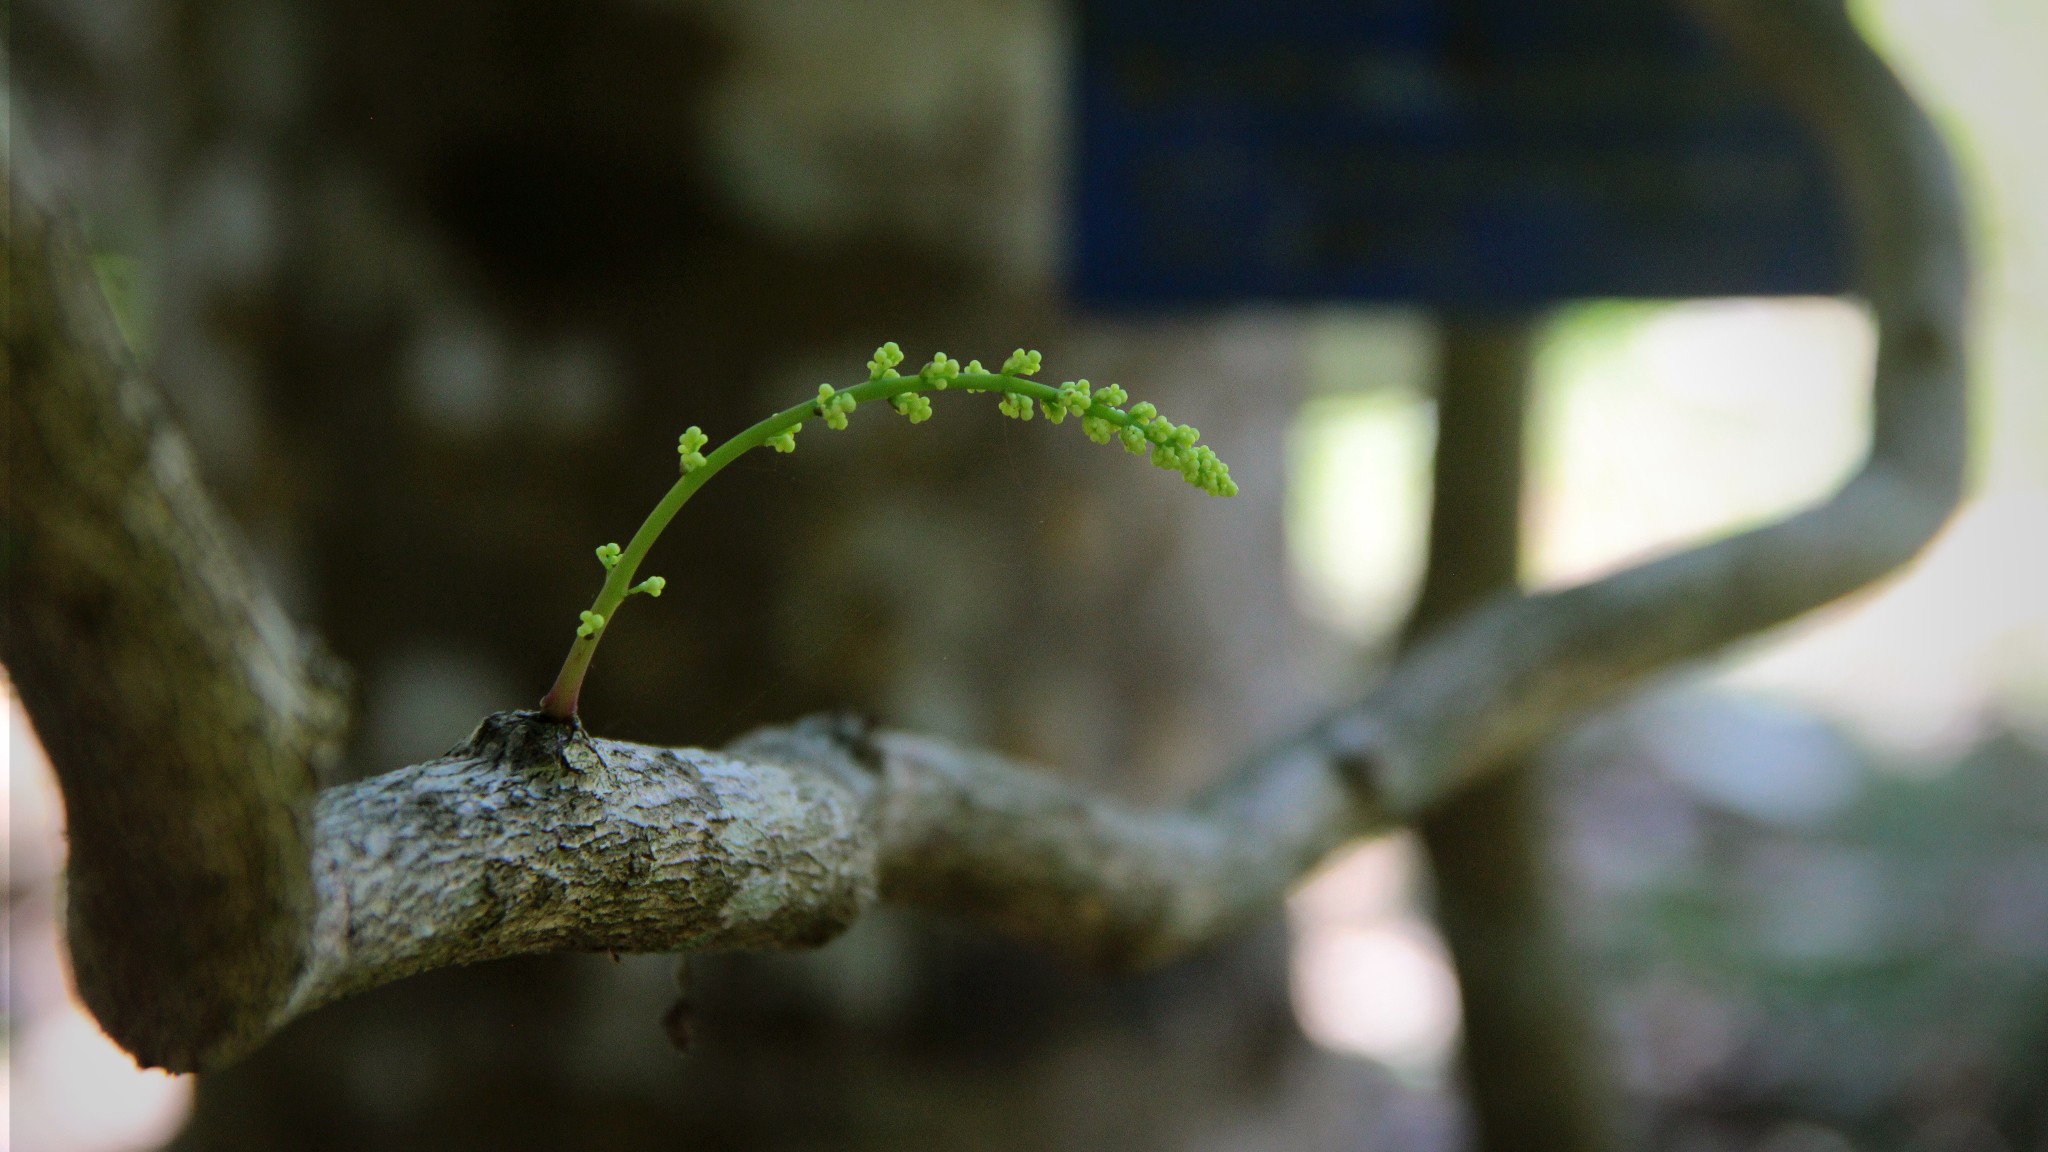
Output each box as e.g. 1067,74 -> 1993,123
1000,348 -> 1043,377
1128,401 -> 1158,424
1093,383 -> 1128,408
868,342 -> 905,379
1082,415 -> 1114,444
817,384 -> 856,430
678,428 -> 710,471
1119,425 -> 1147,455
595,542 -> 624,570
892,392 -> 934,423
1183,447 -> 1238,496
998,392 -> 1035,421
576,610 -> 607,638
1039,379 -> 1079,420
767,423 -> 802,453
631,576 -> 666,598
966,359 -> 986,375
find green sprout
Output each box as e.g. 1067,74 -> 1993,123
538,344 -> 1236,720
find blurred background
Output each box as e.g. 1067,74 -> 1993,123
5,0 -> 2045,1149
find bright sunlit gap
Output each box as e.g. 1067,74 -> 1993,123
7,680 -> 197,1152
1287,835 -> 1462,1083
1286,310 -> 1437,644
1287,297 -> 1880,650
1525,297 -> 1874,588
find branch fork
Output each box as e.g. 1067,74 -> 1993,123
1,0 -> 1969,1073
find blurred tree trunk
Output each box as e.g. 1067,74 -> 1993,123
1404,318 -> 1617,1152
13,0 -> 1437,1148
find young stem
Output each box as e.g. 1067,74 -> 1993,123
539,372 -> 1144,720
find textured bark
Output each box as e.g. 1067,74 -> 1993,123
4,0 -> 1968,1083
276,708 -> 1367,1038
1,181 -> 349,1071
286,713 -> 882,1020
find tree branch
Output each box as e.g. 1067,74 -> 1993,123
2,174 -> 349,1071
1329,0 -> 1970,816
3,0 -> 1967,1074
280,710 -> 1369,1036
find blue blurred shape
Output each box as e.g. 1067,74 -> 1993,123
1071,0 -> 1851,307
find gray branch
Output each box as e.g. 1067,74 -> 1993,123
281,711 -> 1368,1033
4,0 -> 1967,1073
3,172 -> 351,1071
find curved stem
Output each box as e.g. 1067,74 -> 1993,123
540,372 -> 1154,719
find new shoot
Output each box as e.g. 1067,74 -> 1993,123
539,344 -> 1237,720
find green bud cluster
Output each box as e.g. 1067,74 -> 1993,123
595,542 -> 624,570
816,383 -> 858,430
920,352 -> 963,387
868,341 -> 905,381
1137,412 -> 1236,496
1001,348 -> 1042,376
892,392 -> 934,423
576,610 -> 606,639
1080,384 -> 1126,444
677,426 -> 710,473
1043,380 -> 1094,425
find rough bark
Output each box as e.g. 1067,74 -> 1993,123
278,708 -> 1365,1037
1,182 -> 349,1071
3,0 -> 1968,1079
